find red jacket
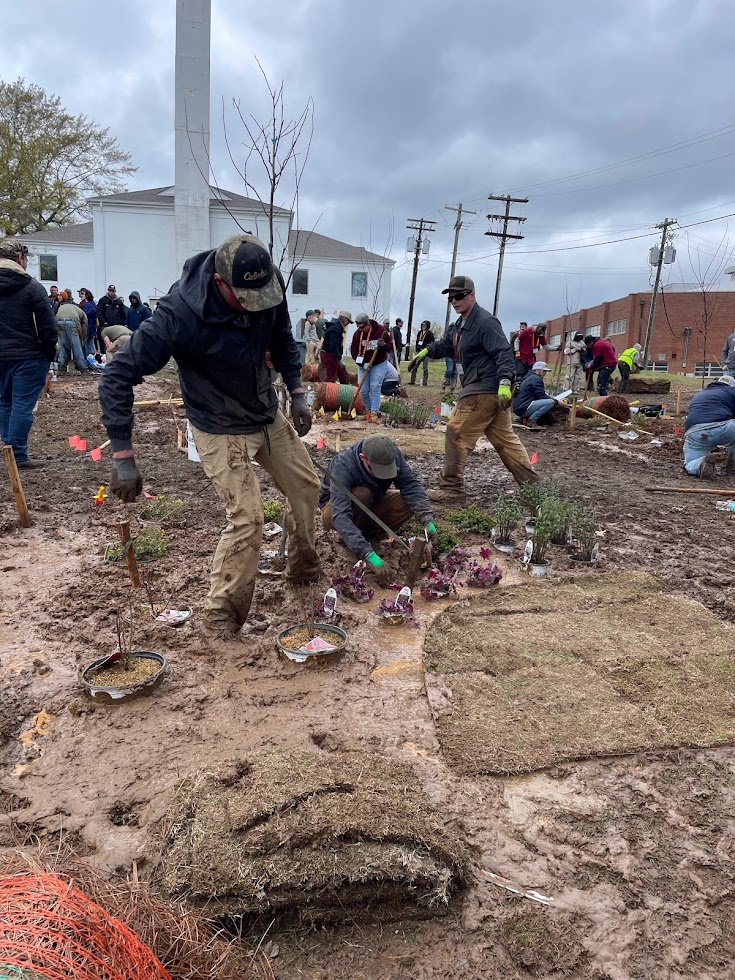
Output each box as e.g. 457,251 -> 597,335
588,337 -> 617,370
518,327 -> 538,365
350,321 -> 391,365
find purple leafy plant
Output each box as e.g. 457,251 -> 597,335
465,560 -> 503,587
331,561 -> 374,603
419,568 -> 459,601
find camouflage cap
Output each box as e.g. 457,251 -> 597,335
214,233 -> 283,312
442,275 -> 475,295
0,239 -> 29,260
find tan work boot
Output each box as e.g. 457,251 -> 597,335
428,488 -> 466,505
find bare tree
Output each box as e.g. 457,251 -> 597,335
683,229 -> 735,386
552,274 -> 582,386
358,214 -> 395,319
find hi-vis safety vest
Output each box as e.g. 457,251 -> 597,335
619,347 -> 639,368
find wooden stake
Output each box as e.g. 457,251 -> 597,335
676,388 -> 682,416
2,446 -> 32,528
569,396 -> 577,431
646,486 -> 734,496
118,521 -> 141,587
133,398 -> 184,408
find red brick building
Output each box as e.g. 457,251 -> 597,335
543,287 -> 735,375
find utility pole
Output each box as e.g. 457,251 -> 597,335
444,203 -> 477,331
643,217 -> 677,365
485,194 -> 528,317
405,218 -> 436,355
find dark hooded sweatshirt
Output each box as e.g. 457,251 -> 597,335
0,258 -> 58,362
126,291 -> 152,331
99,249 -> 301,445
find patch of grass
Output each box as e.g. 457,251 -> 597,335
139,495 -> 186,524
106,527 -> 168,562
443,504 -> 496,534
263,499 -> 284,524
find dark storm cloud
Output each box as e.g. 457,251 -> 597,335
3,0 -> 735,333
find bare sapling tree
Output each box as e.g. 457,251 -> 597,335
358,214 -> 395,319
553,274 -> 583,386
683,229 -> 735,386
223,58 -> 318,287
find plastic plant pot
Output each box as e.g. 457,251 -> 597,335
493,538 -> 517,556
80,652 -> 167,705
276,623 -> 347,665
524,518 -> 537,535
527,560 -> 551,577
569,553 -> 599,566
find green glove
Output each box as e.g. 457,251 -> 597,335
497,380 -> 512,410
425,521 -> 439,551
407,348 -> 429,373
366,551 -> 391,586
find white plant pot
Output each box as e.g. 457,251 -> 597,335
528,560 -> 551,577
494,538 -> 517,555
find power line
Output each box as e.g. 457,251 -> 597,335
404,218 -> 436,352
443,203 -> 477,329
485,194 -> 528,315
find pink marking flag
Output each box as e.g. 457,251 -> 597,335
89,447 -> 103,462
530,451 -> 539,465
75,439 -> 87,451
68,435 -> 80,448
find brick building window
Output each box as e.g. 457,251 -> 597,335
586,325 -> 601,337
607,318 -> 627,336
292,269 -> 309,295
549,334 -> 562,347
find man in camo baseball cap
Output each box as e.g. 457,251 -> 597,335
0,239 -> 29,260
214,233 -> 284,312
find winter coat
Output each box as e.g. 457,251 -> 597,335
97,293 -> 127,328
392,326 -> 404,350
350,321 -> 391,365
685,382 -> 735,430
415,327 -> 435,353
426,303 -> 515,399
126,291 -> 152,331
321,318 -> 345,358
563,337 -> 585,366
318,439 -> 434,559
513,371 -> 550,418
80,300 -> 97,338
99,249 -> 301,444
587,337 -> 617,371
0,258 -> 58,362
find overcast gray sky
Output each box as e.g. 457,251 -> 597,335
3,0 -> 735,335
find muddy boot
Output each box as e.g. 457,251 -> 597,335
428,488 -> 466,506
699,457 -> 716,480
725,450 -> 735,475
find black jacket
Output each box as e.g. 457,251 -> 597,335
393,326 -> 404,350
97,293 -> 127,328
321,318 -> 345,358
99,249 -> 301,444
426,303 -> 514,399
0,259 -> 58,362
415,327 -> 434,353
318,439 -> 434,559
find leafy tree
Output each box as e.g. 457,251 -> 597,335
0,78 -> 136,235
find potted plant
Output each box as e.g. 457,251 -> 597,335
518,479 -> 558,534
551,496 -> 575,547
522,498 -> 561,576
570,501 -> 600,565
81,607 -> 167,704
492,493 -> 524,554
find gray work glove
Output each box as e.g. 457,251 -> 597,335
110,456 -> 143,503
290,393 -> 312,437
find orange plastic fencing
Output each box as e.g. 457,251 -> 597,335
0,874 -> 171,980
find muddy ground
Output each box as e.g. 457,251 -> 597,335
1,372 -> 735,980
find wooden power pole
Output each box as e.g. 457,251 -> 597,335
643,217 -> 677,365
444,203 -> 477,331
485,194 -> 528,317
405,217 -> 436,354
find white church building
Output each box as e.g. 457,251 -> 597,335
17,186 -> 395,331
16,0 -> 394,335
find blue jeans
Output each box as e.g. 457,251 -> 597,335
365,360 -> 390,413
683,420 -> 735,475
444,358 -> 458,384
0,359 -> 50,463
57,319 -> 88,372
525,397 -> 556,422
85,330 -> 97,357
588,365 -> 614,395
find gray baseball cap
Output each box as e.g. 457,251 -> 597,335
361,434 -> 398,479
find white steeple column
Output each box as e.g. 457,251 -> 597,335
174,0 -> 212,273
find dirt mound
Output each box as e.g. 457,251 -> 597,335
161,750 -> 467,922
425,572 -> 735,775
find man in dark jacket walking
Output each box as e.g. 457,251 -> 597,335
407,275 -> 537,503
99,233 -> 321,641
319,434 -> 437,585
683,374 -> 735,477
126,291 -> 152,331
0,240 -> 58,468
96,284 -> 127,337
409,320 -> 434,385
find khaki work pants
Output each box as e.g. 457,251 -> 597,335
565,363 -> 584,391
192,411 -> 320,629
306,340 -> 320,364
440,393 -> 538,490
322,487 -> 413,540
